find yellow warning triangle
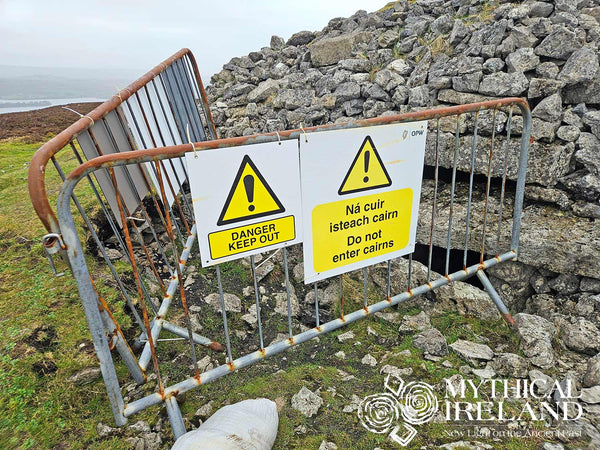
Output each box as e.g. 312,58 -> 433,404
217,155 -> 285,226
338,136 -> 392,195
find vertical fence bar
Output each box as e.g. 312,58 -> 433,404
428,119 -> 440,282
363,267 -> 368,307
314,282 -> 320,328
464,112 -> 479,268
386,260 -> 391,299
445,115 -> 460,276
496,107 -> 512,256
251,256 -> 264,350
339,275 -> 344,319
283,248 -> 293,338
511,105 -> 532,253
216,265 -> 233,362
480,110 -> 497,263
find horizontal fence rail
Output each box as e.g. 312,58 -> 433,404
29,49 -> 531,442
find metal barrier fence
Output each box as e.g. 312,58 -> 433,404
28,49 -> 531,441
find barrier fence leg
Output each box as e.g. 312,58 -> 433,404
476,270 -> 515,325
165,396 -> 187,440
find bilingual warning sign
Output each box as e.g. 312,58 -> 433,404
186,140 -> 302,266
300,123 -> 427,283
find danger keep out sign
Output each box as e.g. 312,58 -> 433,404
186,140 -> 302,266
300,123 -> 427,283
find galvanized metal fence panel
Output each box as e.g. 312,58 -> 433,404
29,50 -> 531,442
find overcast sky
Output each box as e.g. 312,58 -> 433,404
1,0 -> 387,80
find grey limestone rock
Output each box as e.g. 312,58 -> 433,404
431,14 -> 454,35
532,93 -> 563,123
564,75 -> 600,104
514,313 -> 556,369
310,31 -> 372,67
408,85 -> 433,107
548,274 -> 581,295
491,353 -> 529,378
562,172 -> 600,201
247,79 -> 280,103
534,27 -> 581,60
334,81 -> 361,104
413,328 -> 449,357
560,318 -> 600,355
287,30 -> 316,47
506,48 -> 540,73
584,353 -> 600,387
581,277 -> 600,293
378,29 -> 399,48
556,125 -> 581,142
339,58 -> 371,73
528,78 -> 566,98
536,61 -> 560,79
452,73 -> 482,93
482,58 -> 505,74
292,387 -> 323,417
558,46 -> 600,85
449,339 -> 494,363
398,311 -> 431,334
530,1 -> 555,18
203,293 -> 241,313
449,19 -> 469,46
270,35 -> 286,50
479,71 -> 529,96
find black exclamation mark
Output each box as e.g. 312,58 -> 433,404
244,175 -> 255,211
363,150 -> 370,183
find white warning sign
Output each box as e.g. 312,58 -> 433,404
186,140 -> 302,266
300,122 -> 427,283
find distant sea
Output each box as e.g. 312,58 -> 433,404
0,97 -> 105,114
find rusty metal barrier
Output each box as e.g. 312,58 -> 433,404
28,49 -> 531,442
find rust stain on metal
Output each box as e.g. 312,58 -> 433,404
259,349 -> 266,357
287,337 -> 295,346
227,362 -> 235,372
501,312 -> 516,325
209,341 -> 226,352
363,306 -> 369,316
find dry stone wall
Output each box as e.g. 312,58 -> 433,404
205,0 -> 600,326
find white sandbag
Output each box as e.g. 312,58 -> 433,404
172,398 -> 278,450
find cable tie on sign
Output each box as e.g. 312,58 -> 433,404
127,216 -> 146,223
61,106 -> 83,117
186,123 -> 198,158
256,248 -> 281,269
275,131 -> 281,145
299,123 -> 308,143
84,115 -> 95,127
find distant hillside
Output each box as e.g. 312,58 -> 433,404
0,65 -> 135,100
0,101 -> 101,143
